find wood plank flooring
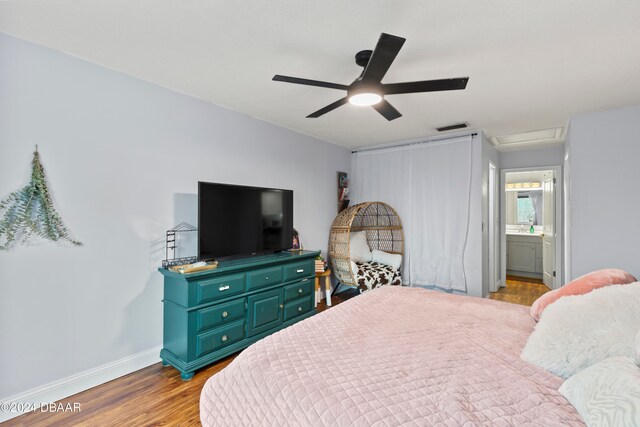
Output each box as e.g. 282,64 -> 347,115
4,283 -> 545,427
489,275 -> 551,306
2,289 -> 359,427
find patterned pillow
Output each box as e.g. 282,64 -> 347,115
559,357 -> 640,427
354,262 -> 402,293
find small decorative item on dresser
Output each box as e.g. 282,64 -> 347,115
162,222 -> 198,268
168,260 -> 218,274
288,228 -> 304,252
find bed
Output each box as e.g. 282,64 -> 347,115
200,286 -> 583,426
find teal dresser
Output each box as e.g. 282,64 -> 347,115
158,250 -> 320,380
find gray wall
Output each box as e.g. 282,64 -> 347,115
499,145 -> 564,169
566,104 -> 640,279
0,33 -> 350,399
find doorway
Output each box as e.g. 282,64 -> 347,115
499,166 -> 562,292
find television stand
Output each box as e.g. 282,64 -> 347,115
158,250 -> 320,380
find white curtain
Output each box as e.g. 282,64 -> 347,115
352,146 -> 413,278
529,193 -> 542,225
352,135 -> 473,292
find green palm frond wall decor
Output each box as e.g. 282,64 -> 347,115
0,146 -> 82,250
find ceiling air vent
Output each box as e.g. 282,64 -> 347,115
436,122 -> 469,132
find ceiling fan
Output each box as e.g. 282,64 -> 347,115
272,33 -> 469,121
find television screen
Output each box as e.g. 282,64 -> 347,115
198,182 -> 293,260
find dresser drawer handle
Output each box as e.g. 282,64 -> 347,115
221,311 -> 228,318
219,285 -> 230,291
265,276 -> 269,280
298,288 -> 303,294
279,304 -> 284,309
301,278 -> 308,282
221,335 -> 228,342
298,306 -> 303,312
296,269 -> 304,273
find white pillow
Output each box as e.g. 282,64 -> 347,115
349,231 -> 372,263
521,283 -> 640,378
559,356 -> 640,427
371,249 -> 402,270
350,260 -> 359,276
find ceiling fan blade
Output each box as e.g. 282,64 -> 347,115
373,100 -> 402,121
361,33 -> 406,84
382,77 -> 469,95
273,75 -> 349,91
306,97 -> 349,118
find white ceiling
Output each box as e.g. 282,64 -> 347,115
1,1 -> 640,149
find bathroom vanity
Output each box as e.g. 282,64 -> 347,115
506,232 -> 543,277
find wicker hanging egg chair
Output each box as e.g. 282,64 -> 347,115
328,201 -> 404,287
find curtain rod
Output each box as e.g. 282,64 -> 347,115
351,132 -> 478,154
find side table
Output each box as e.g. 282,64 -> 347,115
315,269 -> 332,307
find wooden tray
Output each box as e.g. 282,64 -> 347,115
169,261 -> 219,274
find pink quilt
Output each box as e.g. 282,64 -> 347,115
200,286 -> 583,426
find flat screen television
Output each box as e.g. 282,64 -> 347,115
198,182 -> 293,261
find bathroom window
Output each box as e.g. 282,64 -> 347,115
516,197 -> 535,224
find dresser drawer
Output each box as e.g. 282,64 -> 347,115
247,266 -> 283,291
283,279 -> 312,303
283,260 -> 314,281
284,296 -> 312,322
196,320 -> 245,358
195,273 -> 245,305
196,298 -> 246,333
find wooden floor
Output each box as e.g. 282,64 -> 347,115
3,289 -> 359,427
4,283 -> 545,427
489,275 -> 551,306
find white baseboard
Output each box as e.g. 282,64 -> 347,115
0,346 -> 161,422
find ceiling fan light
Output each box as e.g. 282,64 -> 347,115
348,92 -> 382,106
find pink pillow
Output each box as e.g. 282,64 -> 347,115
530,268 -> 637,321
